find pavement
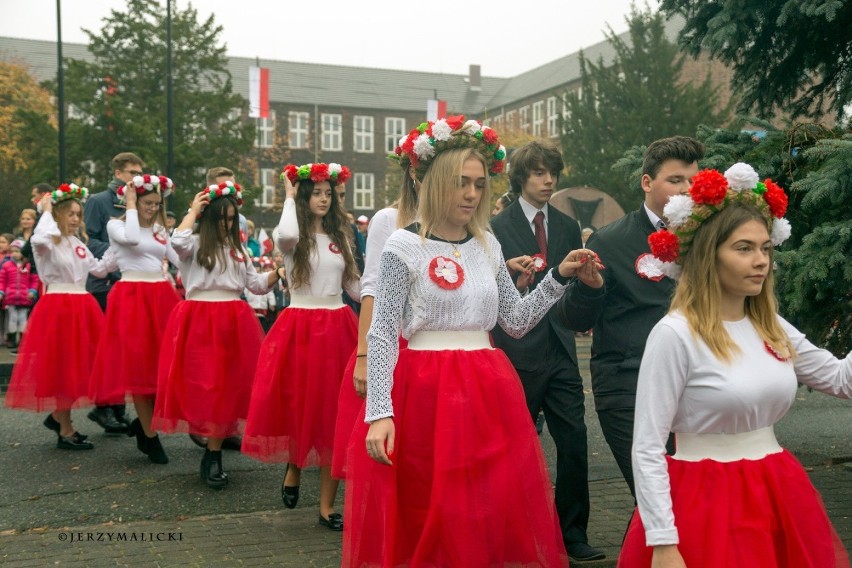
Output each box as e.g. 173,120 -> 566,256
0,337 -> 849,567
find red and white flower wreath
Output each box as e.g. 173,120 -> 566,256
429,256 -> 464,290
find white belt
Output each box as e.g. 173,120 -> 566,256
121,271 -> 165,282
288,295 -> 344,309
186,290 -> 241,302
46,283 -> 87,295
407,331 -> 492,351
673,426 -> 783,463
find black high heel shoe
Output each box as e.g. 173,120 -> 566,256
280,464 -> 299,509
200,449 -> 228,489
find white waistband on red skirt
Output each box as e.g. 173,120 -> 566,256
673,426 -> 783,462
186,290 -> 241,302
407,330 -> 492,351
121,270 -> 166,282
46,282 -> 87,294
288,295 -> 344,309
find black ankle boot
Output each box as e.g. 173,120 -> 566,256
201,449 -> 228,489
145,434 -> 168,465
127,418 -> 148,454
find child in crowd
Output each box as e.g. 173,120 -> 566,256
0,239 -> 39,351
245,256 -> 277,333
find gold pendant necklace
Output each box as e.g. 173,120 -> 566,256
430,231 -> 465,258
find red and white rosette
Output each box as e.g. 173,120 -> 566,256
329,242 -> 341,254
74,245 -> 88,259
230,248 -> 245,262
764,341 -> 789,362
428,256 -> 464,290
635,252 -> 680,281
153,231 -> 168,245
531,253 -> 547,272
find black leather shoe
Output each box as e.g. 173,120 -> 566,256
127,418 -> 147,453
57,432 -> 94,450
200,449 -> 228,489
145,434 -> 169,465
43,414 -> 61,433
112,405 -> 131,427
88,407 -> 128,434
566,542 -> 606,562
281,464 -> 299,509
318,513 -> 343,531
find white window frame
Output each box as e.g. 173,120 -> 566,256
532,101 -> 544,136
385,117 -> 405,153
519,106 -> 530,134
256,109 -> 276,148
354,115 -> 374,153
505,110 -> 516,132
547,97 -> 558,137
288,111 -> 309,149
354,173 -> 374,210
562,92 -> 571,122
321,113 -> 342,151
257,168 -> 277,207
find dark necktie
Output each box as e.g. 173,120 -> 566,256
533,211 -> 547,263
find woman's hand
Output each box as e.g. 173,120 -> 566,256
353,356 -> 367,399
651,545 -> 687,568
189,190 -> 210,216
40,193 -> 52,214
365,417 -> 395,465
283,175 -> 297,201
506,255 -> 535,291
124,181 -> 137,208
557,248 -> 604,288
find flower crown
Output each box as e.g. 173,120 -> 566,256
393,115 -> 506,180
203,181 -> 243,208
252,256 -> 275,269
646,162 -> 791,279
51,183 -> 89,204
117,174 -> 175,203
281,163 -> 352,185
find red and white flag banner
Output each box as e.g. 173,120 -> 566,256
249,66 -> 270,119
426,99 -> 447,121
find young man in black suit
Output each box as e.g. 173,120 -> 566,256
491,140 -> 606,562
557,136 -> 705,497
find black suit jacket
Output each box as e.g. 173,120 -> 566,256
559,208 -> 676,409
491,199 -> 603,371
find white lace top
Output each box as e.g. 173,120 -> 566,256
107,210 -> 180,272
634,312 -> 852,546
365,228 -> 569,421
275,197 -> 361,301
30,211 -> 116,285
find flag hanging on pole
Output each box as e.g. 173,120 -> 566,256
258,227 -> 273,255
249,66 -> 270,118
426,99 -> 447,121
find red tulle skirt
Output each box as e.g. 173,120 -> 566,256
89,280 -> 180,403
342,348 -> 568,568
618,451 -> 850,568
331,337 -> 408,479
152,299 -> 264,438
5,293 -> 103,412
242,306 -> 358,466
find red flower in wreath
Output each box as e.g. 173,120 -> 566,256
762,179 -> 788,218
764,341 -> 789,362
153,232 -> 168,245
429,256 -> 464,290
230,248 -> 245,262
310,163 -> 330,183
482,128 -> 499,145
689,169 -> 728,205
445,115 -> 465,131
490,160 -> 505,174
74,245 -> 88,259
531,253 -> 548,272
329,242 -> 341,254
648,229 -> 679,263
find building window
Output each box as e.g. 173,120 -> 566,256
354,115 -> 374,153
288,111 -> 309,149
562,92 -> 571,122
532,101 -> 544,136
354,173 -> 374,209
490,113 -> 504,132
547,97 -> 558,137
519,106 -> 530,134
258,168 -> 277,207
505,110 -> 516,132
385,117 -> 405,153
256,110 -> 276,148
321,113 -> 342,151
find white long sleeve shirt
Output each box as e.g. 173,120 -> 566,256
107,210 -> 180,272
364,229 -> 569,421
633,312 -> 852,546
171,229 -> 272,297
30,211 -> 115,285
359,207 -> 398,300
275,197 -> 361,300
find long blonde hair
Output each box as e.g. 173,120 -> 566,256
51,200 -> 88,244
393,164 -> 419,229
416,148 -> 491,247
670,203 -> 795,361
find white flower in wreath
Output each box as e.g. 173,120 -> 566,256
663,194 -> 695,229
328,163 -> 343,176
435,257 -> 459,283
770,217 -> 791,246
462,119 -> 482,135
413,133 -> 436,159
724,162 -> 760,192
430,119 -> 453,141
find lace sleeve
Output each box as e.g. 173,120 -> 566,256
495,253 -> 567,338
365,249 -> 411,422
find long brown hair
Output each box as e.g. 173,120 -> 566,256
290,179 -> 359,290
52,199 -> 88,244
194,195 -> 246,272
670,203 -> 795,361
